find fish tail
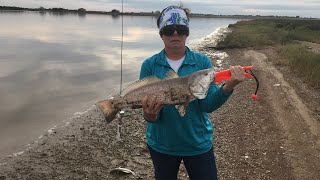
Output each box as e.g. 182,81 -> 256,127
96,100 -> 119,123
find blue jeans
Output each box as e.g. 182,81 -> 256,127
148,145 -> 218,180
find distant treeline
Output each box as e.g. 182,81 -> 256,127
0,6 -> 117,15
0,6 -> 315,19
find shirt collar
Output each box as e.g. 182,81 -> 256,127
156,46 -> 196,66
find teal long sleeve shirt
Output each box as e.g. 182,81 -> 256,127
139,47 -> 232,156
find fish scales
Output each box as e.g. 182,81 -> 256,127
113,76 -> 192,109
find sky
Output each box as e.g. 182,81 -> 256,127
2,0 -> 320,18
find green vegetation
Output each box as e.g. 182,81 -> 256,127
217,19 -> 320,88
279,44 -> 320,87
217,19 -> 320,48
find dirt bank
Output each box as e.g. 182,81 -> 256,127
211,47 -> 320,180
1,46 -> 319,180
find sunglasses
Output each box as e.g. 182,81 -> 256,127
160,25 -> 189,37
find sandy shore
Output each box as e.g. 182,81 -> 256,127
1,29 -> 320,179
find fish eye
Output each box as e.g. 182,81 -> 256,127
205,73 -> 208,76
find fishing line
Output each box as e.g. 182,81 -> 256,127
116,0 -> 125,141
120,0 -> 124,94
245,69 -> 259,99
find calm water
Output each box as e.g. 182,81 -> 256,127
0,11 -> 240,157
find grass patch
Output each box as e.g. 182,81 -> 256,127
279,44 -> 320,88
217,19 -> 320,49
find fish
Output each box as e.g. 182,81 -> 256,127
96,68 -> 215,123
110,167 -> 136,176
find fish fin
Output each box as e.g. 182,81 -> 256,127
175,104 -> 188,117
175,104 -> 186,117
164,69 -> 179,79
175,96 -> 190,117
121,76 -> 161,96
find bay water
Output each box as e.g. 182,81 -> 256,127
0,11 -> 240,158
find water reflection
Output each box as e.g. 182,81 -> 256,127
39,11 -> 46,16
0,10 -> 24,14
0,11 -> 240,158
78,13 -> 86,18
111,14 -> 120,19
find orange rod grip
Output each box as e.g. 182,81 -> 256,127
215,66 -> 254,83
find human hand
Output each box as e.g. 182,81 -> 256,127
142,95 -> 163,122
223,65 -> 246,93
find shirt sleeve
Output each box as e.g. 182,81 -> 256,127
196,56 -> 233,113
